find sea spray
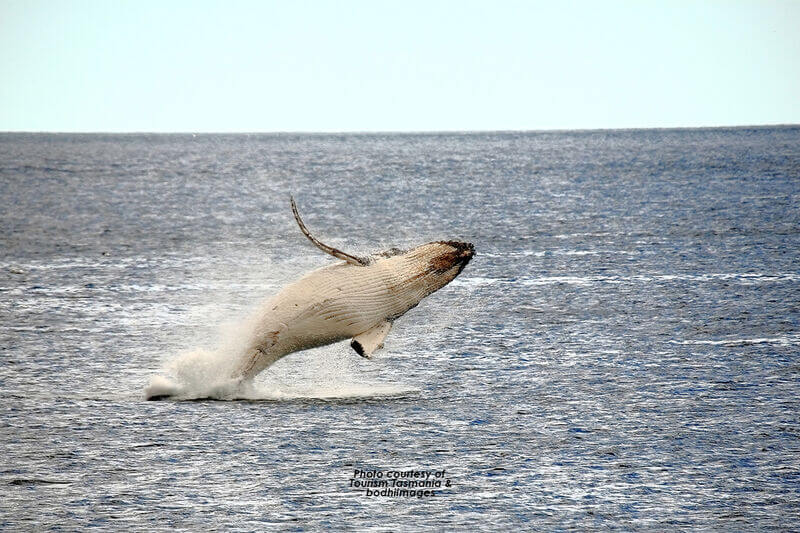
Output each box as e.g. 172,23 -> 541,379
146,330 -> 419,401
145,302 -> 263,400
145,347 -> 245,400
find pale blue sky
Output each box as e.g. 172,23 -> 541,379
1,0 -> 798,132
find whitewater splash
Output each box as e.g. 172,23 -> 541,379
144,346 -> 418,401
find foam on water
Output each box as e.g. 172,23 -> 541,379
452,271 -> 800,288
145,343 -> 418,401
145,308 -> 420,401
669,334 -> 800,347
239,381 -> 419,400
144,347 -> 242,400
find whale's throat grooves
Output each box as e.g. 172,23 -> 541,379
234,252 -> 439,380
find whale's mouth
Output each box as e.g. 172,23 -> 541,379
453,241 -> 474,275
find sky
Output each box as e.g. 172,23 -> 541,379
1,0 -> 798,132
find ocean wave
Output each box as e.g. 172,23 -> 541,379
452,272 -> 800,287
669,335 -> 800,347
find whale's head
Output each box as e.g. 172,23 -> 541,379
383,240 -> 475,296
290,195 -> 474,295
418,240 -> 474,280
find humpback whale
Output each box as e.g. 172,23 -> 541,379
145,197 -> 474,400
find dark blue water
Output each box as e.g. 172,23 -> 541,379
1,128 -> 799,530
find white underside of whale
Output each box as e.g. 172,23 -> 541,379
232,249 -> 444,380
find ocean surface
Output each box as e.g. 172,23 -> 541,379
1,127 -> 798,530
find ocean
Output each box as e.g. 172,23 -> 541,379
1,127 -> 798,530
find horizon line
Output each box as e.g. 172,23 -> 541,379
1,122 -> 797,136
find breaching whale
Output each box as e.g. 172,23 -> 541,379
145,197 -> 474,400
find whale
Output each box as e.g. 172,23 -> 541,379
145,197 -> 474,400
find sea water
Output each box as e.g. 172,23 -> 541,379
1,128 -> 798,530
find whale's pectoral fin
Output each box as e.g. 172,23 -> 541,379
351,321 -> 392,359
291,196 -> 369,266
